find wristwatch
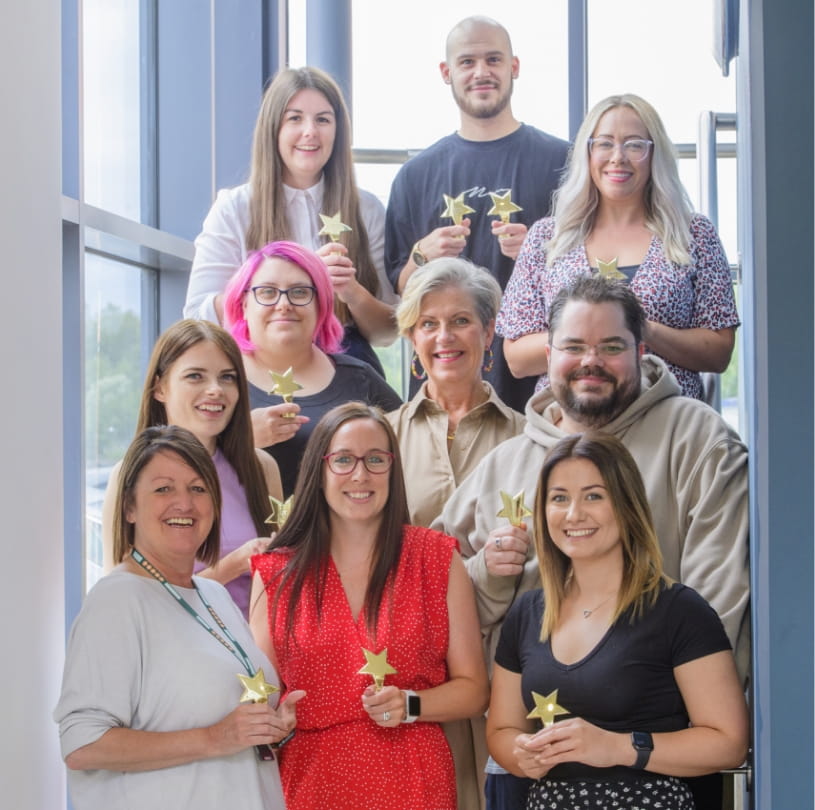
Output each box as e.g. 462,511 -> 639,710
411,241 -> 428,267
630,731 -> 653,769
402,690 -> 421,723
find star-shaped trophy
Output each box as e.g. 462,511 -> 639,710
487,190 -> 523,223
318,211 -> 352,245
237,668 -> 280,761
526,689 -> 569,728
269,367 -> 302,419
597,258 -> 626,281
497,490 -> 533,527
238,668 -> 280,704
358,647 -> 397,692
266,494 -> 294,532
441,192 -> 476,227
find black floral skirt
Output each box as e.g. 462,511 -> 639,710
526,775 -> 695,809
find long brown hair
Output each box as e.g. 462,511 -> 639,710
262,402 -> 410,641
245,66 -> 380,323
534,432 -> 669,641
136,319 -> 270,535
112,426 -> 221,567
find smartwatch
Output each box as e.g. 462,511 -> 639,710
630,731 -> 653,769
402,690 -> 421,723
411,241 -> 428,267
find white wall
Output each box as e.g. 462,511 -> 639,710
0,0 -> 66,806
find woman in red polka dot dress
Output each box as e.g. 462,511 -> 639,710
250,402 -> 489,809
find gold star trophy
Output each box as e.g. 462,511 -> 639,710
269,367 -> 303,419
597,258 -> 626,281
358,647 -> 397,692
265,495 -> 294,532
488,190 -> 523,239
318,211 -> 352,246
317,210 -> 352,324
497,490 -> 533,527
441,192 -> 476,234
526,688 -> 569,728
237,668 -> 280,760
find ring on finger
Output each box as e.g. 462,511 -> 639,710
383,711 -> 391,722
495,536 -> 503,550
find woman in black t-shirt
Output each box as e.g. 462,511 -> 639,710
487,433 -> 747,809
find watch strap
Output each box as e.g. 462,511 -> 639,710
630,731 -> 653,769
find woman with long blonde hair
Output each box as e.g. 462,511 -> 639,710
497,93 -> 739,400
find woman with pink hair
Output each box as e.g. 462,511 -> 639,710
224,241 -> 401,496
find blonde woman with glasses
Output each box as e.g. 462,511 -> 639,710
497,93 -> 738,400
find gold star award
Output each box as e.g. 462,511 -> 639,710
526,689 -> 569,728
237,669 -> 280,761
269,367 -> 303,418
265,494 -> 294,531
238,668 -> 280,704
441,192 -> 476,227
487,190 -> 523,223
597,258 -> 626,281
318,211 -> 352,245
497,490 -> 533,527
358,647 -> 397,691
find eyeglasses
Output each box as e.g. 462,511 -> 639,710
249,285 -> 316,307
587,138 -> 654,162
322,451 -> 395,476
552,342 -> 632,359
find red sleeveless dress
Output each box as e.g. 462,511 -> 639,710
252,526 -> 458,810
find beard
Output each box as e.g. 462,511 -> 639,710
451,78 -> 513,120
553,364 -> 641,429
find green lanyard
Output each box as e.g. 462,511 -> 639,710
130,548 -> 255,676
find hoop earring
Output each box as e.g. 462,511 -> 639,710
482,346 -> 495,373
411,352 -> 427,381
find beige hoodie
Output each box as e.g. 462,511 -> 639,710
433,355 -> 750,681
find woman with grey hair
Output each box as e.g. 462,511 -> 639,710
387,257 -> 525,527
497,93 -> 739,400
387,257 -> 525,810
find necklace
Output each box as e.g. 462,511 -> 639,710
582,593 -> 615,619
447,432 -> 456,442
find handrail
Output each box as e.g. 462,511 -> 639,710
352,143 -> 737,166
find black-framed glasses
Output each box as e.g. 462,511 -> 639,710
322,451 -> 394,475
587,137 -> 654,162
249,285 -> 316,307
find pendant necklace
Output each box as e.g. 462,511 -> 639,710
582,593 -> 615,619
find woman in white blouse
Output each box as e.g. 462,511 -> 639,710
184,66 -> 397,375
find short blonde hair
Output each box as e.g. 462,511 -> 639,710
396,257 -> 501,338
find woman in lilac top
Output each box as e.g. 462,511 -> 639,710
102,319 -> 282,616
497,94 -> 739,399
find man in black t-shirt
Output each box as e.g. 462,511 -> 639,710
385,16 -> 569,413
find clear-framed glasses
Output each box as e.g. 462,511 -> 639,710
322,451 -> 395,476
587,137 -> 654,162
552,342 -> 633,359
249,285 -> 316,307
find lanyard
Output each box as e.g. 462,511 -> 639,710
130,548 -> 255,676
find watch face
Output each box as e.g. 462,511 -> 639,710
411,249 -> 427,267
407,694 -> 421,717
631,731 -> 653,751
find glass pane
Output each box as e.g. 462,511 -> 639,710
83,0 -> 142,220
84,254 -> 146,588
351,2 -> 569,149
586,0 -> 735,140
